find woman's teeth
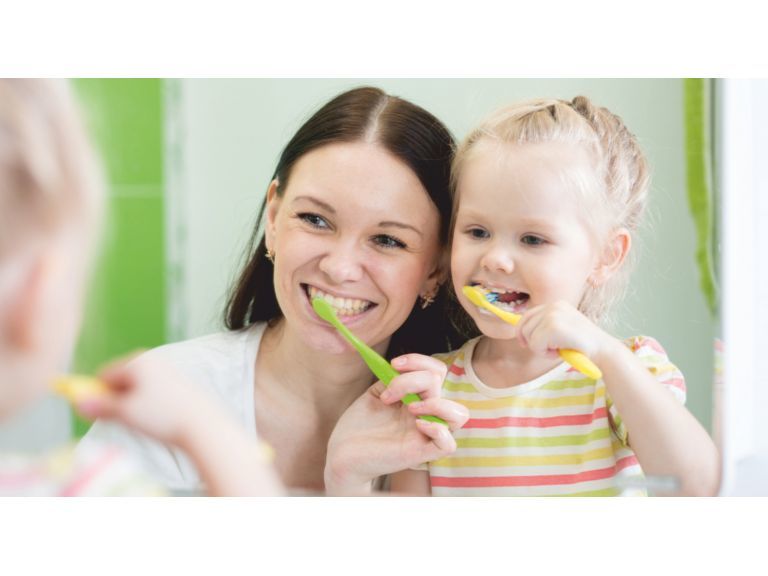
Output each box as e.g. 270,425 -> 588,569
307,286 -> 373,317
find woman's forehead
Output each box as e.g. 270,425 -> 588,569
284,142 -> 440,226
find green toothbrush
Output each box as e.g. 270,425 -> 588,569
312,297 -> 448,426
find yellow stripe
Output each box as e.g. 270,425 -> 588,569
432,446 -> 614,468
457,428 -> 610,449
442,381 -> 479,394
456,387 -> 604,411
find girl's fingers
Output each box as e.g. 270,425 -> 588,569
407,397 -> 469,431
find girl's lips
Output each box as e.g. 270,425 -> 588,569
468,282 -> 530,315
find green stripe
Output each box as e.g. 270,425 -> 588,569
457,428 -> 610,449
552,487 -> 621,497
684,78 -> 718,317
539,378 -> 596,391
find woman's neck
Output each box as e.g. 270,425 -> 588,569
473,335 -> 562,388
258,318 -> 379,420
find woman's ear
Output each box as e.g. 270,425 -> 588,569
265,179 -> 281,253
590,227 -> 631,286
421,249 -> 450,298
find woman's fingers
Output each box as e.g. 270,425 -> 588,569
407,397 -> 469,431
379,354 -> 447,404
414,419 -> 457,457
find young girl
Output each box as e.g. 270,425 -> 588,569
0,79 -> 282,496
391,96 -> 720,496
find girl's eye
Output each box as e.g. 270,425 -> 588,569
372,234 -> 407,250
467,227 -> 490,239
298,212 -> 330,229
521,234 -> 545,246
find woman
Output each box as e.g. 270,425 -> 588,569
79,86 -> 470,494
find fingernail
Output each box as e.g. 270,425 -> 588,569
409,401 -> 424,410
380,390 -> 392,402
392,356 -> 406,368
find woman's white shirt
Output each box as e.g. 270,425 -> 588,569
76,323 -> 266,494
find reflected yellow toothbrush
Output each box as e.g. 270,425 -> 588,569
462,285 -> 603,380
52,375 -> 109,404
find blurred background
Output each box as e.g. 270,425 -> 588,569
0,79 -> 719,473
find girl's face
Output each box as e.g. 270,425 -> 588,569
0,225 -> 92,420
266,142 -> 443,355
451,141 -> 602,340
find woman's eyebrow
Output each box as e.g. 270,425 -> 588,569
293,195 -> 423,237
292,195 -> 336,213
378,221 -> 423,237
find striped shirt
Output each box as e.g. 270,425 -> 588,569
0,442 -> 164,496
429,335 -> 686,496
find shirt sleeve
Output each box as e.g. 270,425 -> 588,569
606,336 -> 687,447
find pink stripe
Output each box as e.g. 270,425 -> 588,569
614,455 -> 639,472
632,336 -> 666,355
0,470 -> 44,487
662,377 -> 686,391
464,406 -> 608,429
431,465 -> 617,488
58,448 -> 121,496
448,364 -> 465,376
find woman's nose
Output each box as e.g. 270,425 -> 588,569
481,242 -> 515,274
318,240 -> 365,284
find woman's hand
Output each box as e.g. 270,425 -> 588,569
324,353 -> 468,495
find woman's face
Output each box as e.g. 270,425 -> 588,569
266,142 -> 443,355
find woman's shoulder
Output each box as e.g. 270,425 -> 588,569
135,323 -> 267,399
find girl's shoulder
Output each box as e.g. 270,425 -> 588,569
432,337 -> 481,368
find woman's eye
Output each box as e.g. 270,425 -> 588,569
467,227 -> 490,239
298,212 -> 330,229
373,234 -> 406,249
521,234 -> 545,246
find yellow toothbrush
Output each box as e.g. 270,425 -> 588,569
462,285 -> 603,380
52,375 -> 109,404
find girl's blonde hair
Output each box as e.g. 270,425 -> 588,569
0,79 -> 103,262
451,96 -> 650,324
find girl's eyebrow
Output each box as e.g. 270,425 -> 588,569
293,195 -> 423,238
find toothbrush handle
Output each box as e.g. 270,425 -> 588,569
559,349 -> 603,380
348,339 -> 449,426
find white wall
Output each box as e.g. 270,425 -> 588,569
167,79 -> 715,431
720,79 -> 768,494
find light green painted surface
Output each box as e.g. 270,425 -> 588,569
170,79 -> 715,432
70,79 -> 166,437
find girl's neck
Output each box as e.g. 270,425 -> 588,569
258,318 -> 378,420
472,335 -> 563,388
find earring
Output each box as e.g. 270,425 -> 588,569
265,248 -> 275,264
419,293 -> 436,309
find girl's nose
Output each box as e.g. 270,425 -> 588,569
318,240 -> 365,284
481,242 -> 515,275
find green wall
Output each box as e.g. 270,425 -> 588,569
70,79 -> 166,437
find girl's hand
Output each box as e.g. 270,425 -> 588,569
515,300 -> 614,360
74,353 -> 212,448
324,353 -> 469,495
